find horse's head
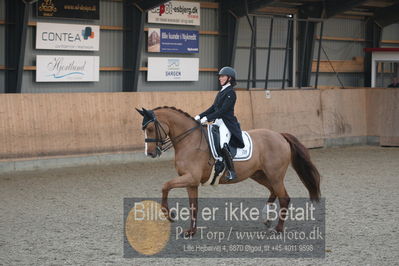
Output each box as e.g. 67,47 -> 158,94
136,107 -> 169,158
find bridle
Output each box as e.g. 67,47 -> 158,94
143,114 -> 202,155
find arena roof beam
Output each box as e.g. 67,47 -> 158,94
219,0 -> 240,69
247,0 -> 275,14
297,19 -> 316,87
297,2 -> 322,88
323,0 -> 369,18
5,0 -> 30,93
364,18 -> 381,87
298,0 -> 369,18
122,1 -> 168,92
132,0 -> 170,11
373,3 -> 399,27
232,0 -> 274,17
123,1 -> 144,92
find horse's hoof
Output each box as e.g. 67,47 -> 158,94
170,210 -> 176,219
161,207 -> 175,222
264,220 -> 273,228
275,226 -> 283,233
165,210 -> 176,222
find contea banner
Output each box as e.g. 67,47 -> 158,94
147,57 -> 199,81
36,22 -> 100,51
148,1 -> 200,26
148,28 -> 199,53
36,55 -> 100,82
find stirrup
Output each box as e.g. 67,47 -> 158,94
226,170 -> 237,180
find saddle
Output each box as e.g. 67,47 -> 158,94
203,124 -> 253,186
207,124 -> 253,162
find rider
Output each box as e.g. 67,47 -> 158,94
195,66 -> 244,180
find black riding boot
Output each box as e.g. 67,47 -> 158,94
222,143 -> 237,180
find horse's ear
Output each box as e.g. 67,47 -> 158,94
135,108 -> 144,116
142,108 -> 152,117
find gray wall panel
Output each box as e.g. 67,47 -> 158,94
316,18 -> 365,39
237,16 -> 290,48
314,40 -> 365,60
235,48 -> 286,80
200,7 -> 218,31
237,18 -> 252,47
235,15 -> 290,89
255,49 -> 286,79
0,0 -> 4,74
99,30 -> 123,67
100,0 -> 123,26
0,26 -> 4,65
234,49 -> 251,80
382,23 -> 399,49
1,0 -> 5,91
0,0 -> 4,19
311,73 -> 364,87
314,18 -> 366,61
256,17 -> 290,48
382,23 -> 399,41
199,35 -> 218,68
0,72 -> 4,93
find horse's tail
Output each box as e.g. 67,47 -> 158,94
281,133 -> 321,202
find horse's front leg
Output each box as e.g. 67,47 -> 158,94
161,173 -> 198,223
184,186 -> 198,237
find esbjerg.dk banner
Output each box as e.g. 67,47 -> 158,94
36,22 -> 100,51
148,1 -> 200,26
147,57 -> 199,81
36,55 -> 99,82
148,28 -> 199,53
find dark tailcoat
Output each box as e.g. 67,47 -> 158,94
200,86 -> 245,148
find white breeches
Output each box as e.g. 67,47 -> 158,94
214,118 -> 231,149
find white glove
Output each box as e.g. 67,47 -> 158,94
194,115 -> 201,121
200,116 -> 208,124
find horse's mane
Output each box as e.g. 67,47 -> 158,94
153,106 -> 196,122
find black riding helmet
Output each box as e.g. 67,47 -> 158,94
218,66 -> 237,86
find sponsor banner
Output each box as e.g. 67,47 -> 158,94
148,28 -> 199,53
36,55 -> 99,82
148,1 -> 200,26
37,0 -> 100,20
36,22 -> 100,51
147,57 -> 199,81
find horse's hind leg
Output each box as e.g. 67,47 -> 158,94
250,171 -> 276,227
272,181 -> 290,232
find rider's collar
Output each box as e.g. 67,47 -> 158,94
221,83 -> 231,92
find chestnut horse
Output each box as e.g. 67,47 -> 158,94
136,106 -> 320,236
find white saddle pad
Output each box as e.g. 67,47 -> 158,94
207,124 -> 253,162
